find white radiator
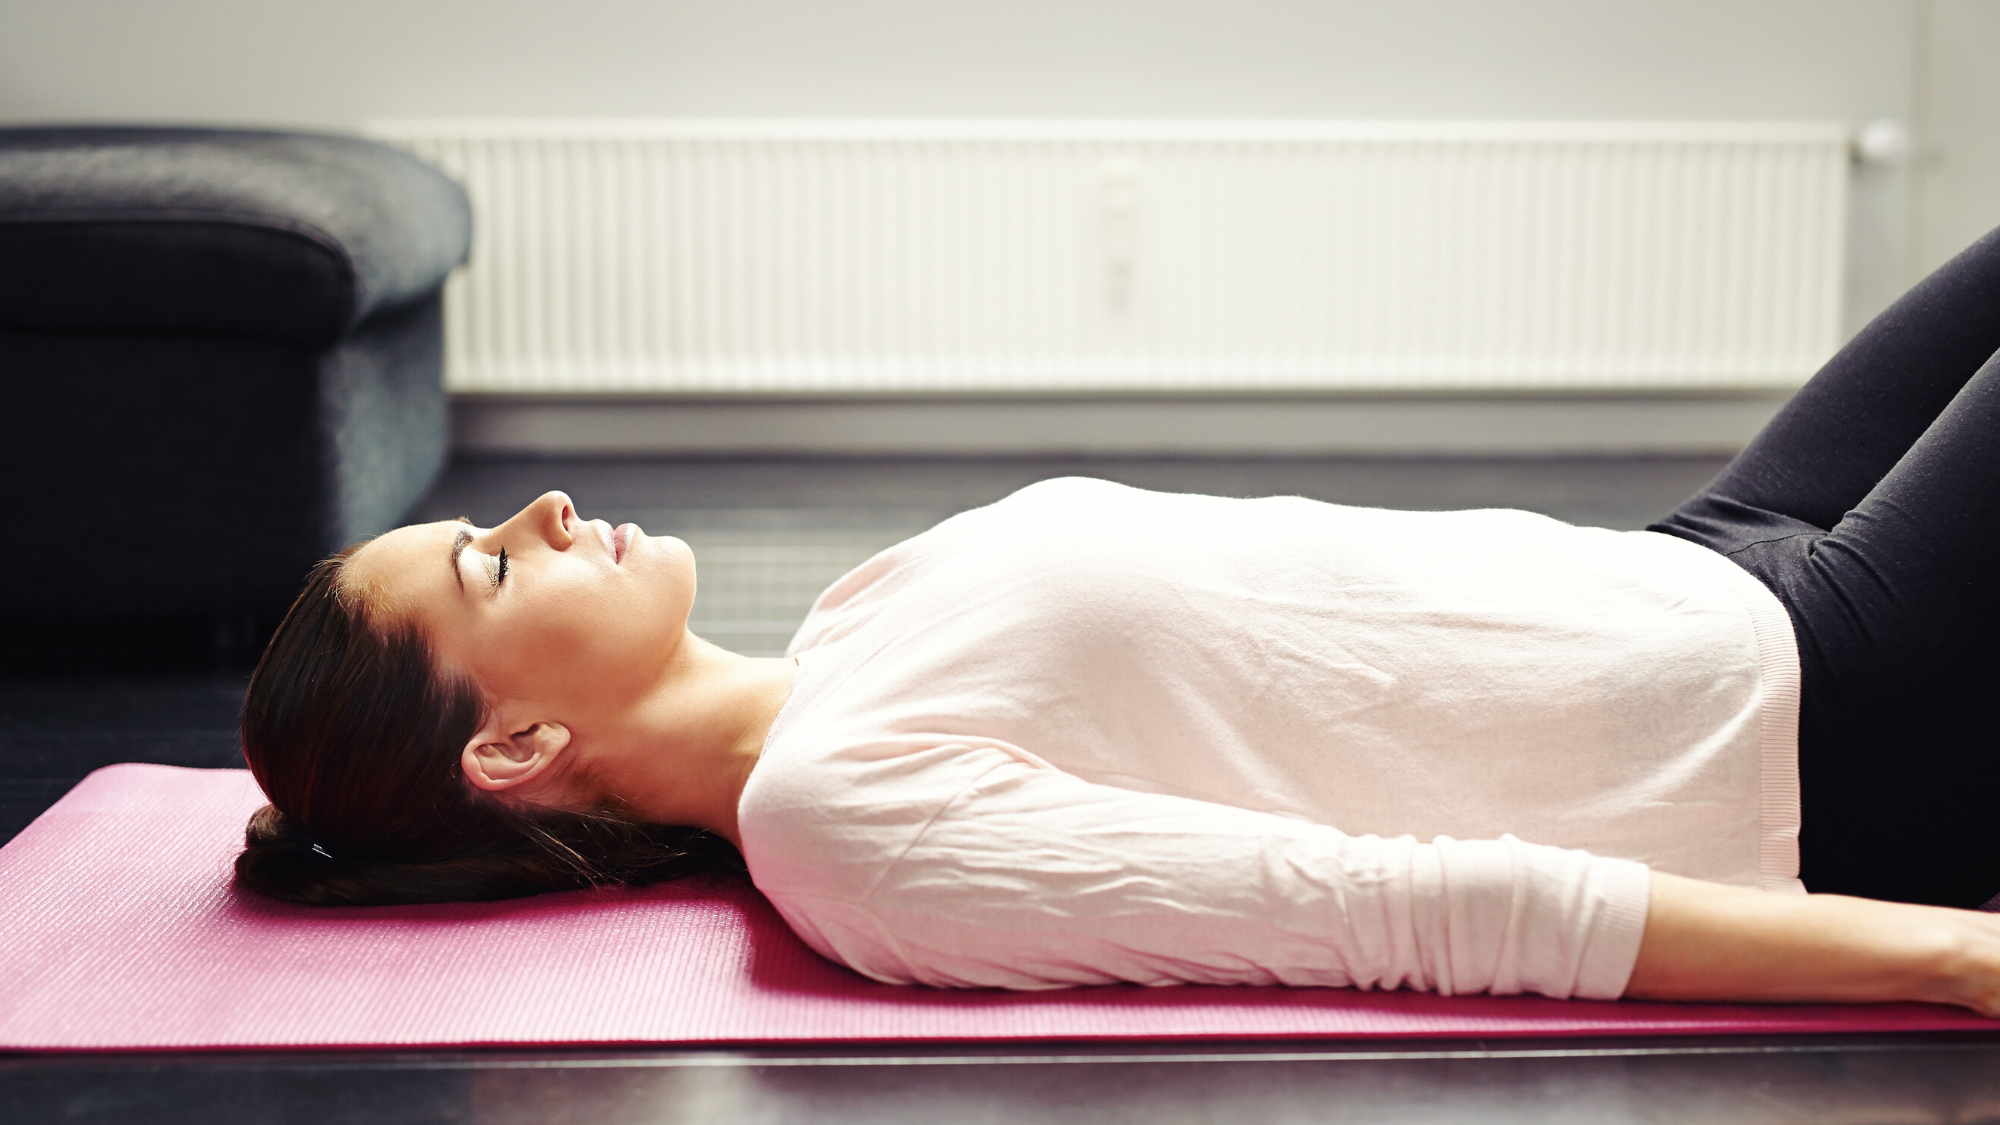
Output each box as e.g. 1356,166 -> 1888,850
367,120 -> 1852,395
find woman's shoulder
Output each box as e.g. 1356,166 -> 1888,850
737,730 -> 1027,888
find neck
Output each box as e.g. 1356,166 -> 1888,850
582,633 -> 796,850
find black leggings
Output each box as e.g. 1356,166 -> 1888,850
1651,226 -> 2000,909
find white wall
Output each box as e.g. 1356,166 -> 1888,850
1913,0 -> 2000,276
2,0 -> 1981,334
0,1 -> 1917,123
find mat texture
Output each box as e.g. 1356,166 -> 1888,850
1,764 -> 1991,1051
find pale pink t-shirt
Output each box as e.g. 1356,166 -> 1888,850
738,478 -> 1802,1000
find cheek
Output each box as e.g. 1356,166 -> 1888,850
454,597 -> 602,704
478,559 -> 691,700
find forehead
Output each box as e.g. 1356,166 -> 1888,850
342,520 -> 464,616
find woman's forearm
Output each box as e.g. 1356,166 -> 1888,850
1623,872 -> 2000,1015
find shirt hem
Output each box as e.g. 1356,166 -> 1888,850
1649,533 -> 1804,893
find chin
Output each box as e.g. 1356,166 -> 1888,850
641,535 -> 699,633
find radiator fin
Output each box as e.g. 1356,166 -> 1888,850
368,121 -> 1851,394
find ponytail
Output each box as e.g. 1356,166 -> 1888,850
235,549 -> 740,907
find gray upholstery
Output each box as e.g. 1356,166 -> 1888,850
0,128 -> 469,346
0,127 -> 470,621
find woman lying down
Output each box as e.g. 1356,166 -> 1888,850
238,229 -> 2000,1017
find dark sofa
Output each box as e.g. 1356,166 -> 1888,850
0,127 -> 471,631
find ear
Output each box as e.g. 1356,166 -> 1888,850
460,714 -> 572,792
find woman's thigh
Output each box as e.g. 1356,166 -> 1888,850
1653,229 -> 2000,908
1726,489 -> 2000,906
1655,225 -> 2000,543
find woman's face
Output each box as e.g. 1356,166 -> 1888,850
343,491 -> 696,716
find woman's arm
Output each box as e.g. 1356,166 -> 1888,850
1625,872 -> 2000,1015
751,746 -> 1653,994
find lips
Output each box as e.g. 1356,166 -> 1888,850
612,523 -> 637,563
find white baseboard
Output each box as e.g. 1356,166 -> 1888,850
450,393 -> 1792,457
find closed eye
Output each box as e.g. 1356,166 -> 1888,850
489,547 -> 509,592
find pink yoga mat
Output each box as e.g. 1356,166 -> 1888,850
0,764 -> 1991,1051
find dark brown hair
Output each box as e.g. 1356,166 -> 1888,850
235,548 -> 740,906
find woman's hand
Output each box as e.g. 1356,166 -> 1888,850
1624,872 -> 2000,1016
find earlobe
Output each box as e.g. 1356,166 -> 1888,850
460,719 -> 572,792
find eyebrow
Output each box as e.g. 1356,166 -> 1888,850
449,526 -> 473,594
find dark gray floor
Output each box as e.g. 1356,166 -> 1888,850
10,1036 -> 2000,1124
10,453 -> 2000,1123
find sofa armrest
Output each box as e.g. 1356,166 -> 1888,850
0,127 -> 471,350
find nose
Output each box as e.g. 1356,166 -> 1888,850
497,490 -> 576,548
